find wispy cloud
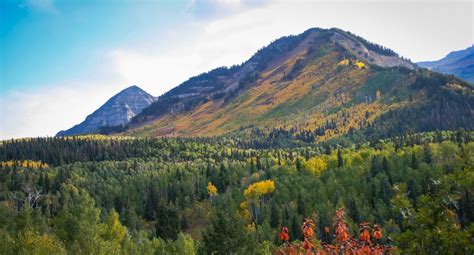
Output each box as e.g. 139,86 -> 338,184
184,0 -> 269,21
106,0 -> 474,102
20,0 -> 59,14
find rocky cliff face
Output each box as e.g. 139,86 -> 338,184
57,85 -> 155,136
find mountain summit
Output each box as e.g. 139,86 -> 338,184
125,28 -> 472,140
57,85 -> 155,136
418,45 -> 474,83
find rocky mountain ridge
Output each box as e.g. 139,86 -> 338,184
58,28 -> 473,141
418,45 -> 474,83
124,28 -> 471,140
57,85 -> 155,136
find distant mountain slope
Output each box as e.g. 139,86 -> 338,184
57,85 -> 155,136
418,45 -> 474,83
123,28 -> 473,141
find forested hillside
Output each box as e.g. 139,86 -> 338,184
119,28 -> 473,141
1,131 -> 472,254
3,0 -> 473,254
2,28 -> 473,255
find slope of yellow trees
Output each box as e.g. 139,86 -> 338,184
0,160 -> 48,169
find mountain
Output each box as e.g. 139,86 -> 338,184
57,85 -> 155,136
123,28 -> 473,141
418,45 -> 474,83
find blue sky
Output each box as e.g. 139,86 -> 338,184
1,0 -> 473,139
1,0 -> 189,93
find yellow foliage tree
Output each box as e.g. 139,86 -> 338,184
354,61 -> 366,69
304,157 -> 327,177
0,160 -> 48,169
243,180 -> 275,199
17,228 -> 66,255
102,211 -> 127,243
207,182 -> 218,197
100,211 -> 128,254
243,180 -> 275,222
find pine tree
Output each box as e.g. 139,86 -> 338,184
380,177 -> 393,204
155,205 -> 180,240
145,184 -> 159,220
423,145 -> 433,164
296,158 -> 302,172
270,201 -> 279,228
371,156 -> 379,177
407,178 -> 418,204
290,215 -> 300,241
202,210 -> 256,254
337,149 -> 344,168
411,152 -> 418,169
297,194 -> 306,216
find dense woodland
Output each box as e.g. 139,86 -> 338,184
0,130 -> 473,254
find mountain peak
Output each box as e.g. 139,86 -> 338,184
126,28 -> 471,139
116,85 -> 149,96
328,28 -> 414,69
56,85 -> 156,136
417,45 -> 474,82
122,85 -> 142,92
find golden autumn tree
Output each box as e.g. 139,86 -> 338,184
242,180 -> 275,223
354,60 -> 366,69
303,157 -> 327,177
0,160 -> 48,169
16,229 -> 66,255
207,182 -> 218,199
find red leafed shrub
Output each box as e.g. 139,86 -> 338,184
277,208 -> 393,254
279,227 -> 290,242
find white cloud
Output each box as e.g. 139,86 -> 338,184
111,0 -> 473,99
108,2 -> 310,97
0,81 -> 125,139
21,0 -> 59,14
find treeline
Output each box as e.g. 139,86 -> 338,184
0,131 -> 473,254
2,130 -> 471,168
0,136 -> 248,167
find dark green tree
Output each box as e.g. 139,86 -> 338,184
423,145 -> 433,164
297,194 -> 306,216
155,205 -> 180,240
202,211 -> 256,254
270,201 -> 279,228
337,149 -> 344,168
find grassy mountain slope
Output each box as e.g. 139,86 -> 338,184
125,28 -> 473,141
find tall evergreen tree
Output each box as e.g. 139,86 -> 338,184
337,149 -> 344,168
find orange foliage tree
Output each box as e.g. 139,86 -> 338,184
277,208 -> 392,255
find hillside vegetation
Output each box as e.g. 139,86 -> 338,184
2,28 -> 474,255
123,28 -> 473,141
0,131 -> 472,254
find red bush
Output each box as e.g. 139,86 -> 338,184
277,208 -> 393,254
